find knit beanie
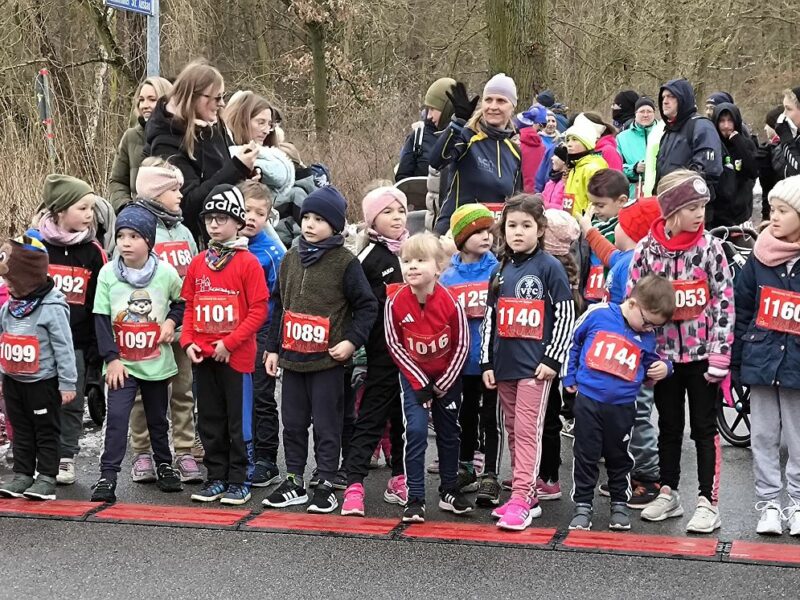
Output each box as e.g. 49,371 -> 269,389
543,209 -> 580,256
1,234 -> 49,298
791,86 -> 800,103
483,73 -> 517,107
657,173 -> 710,219
706,91 -> 734,106
300,186 -> 348,234
768,175 -> 800,214
635,97 -> 656,112
564,114 -> 600,151
362,186 -> 408,229
43,174 -> 94,214
618,197 -> 662,242
449,204 -> 495,249
200,184 -> 247,226
116,204 -> 158,250
136,165 -> 184,200
424,78 -> 456,114
538,90 -> 556,108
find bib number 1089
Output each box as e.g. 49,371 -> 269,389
282,311 -> 330,353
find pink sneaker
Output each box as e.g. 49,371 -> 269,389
384,474 -> 408,505
491,499 -> 509,519
497,497 -> 542,531
341,483 -> 365,517
536,478 -> 562,500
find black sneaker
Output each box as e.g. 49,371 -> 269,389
90,478 -> 117,503
439,489 -> 474,515
457,467 -> 479,493
156,463 -> 183,493
403,497 -> 426,523
332,469 -> 347,490
476,475 -> 501,507
262,476 -> 308,508
309,469 -> 320,487
252,460 -> 281,488
627,482 -> 661,509
307,481 -> 338,513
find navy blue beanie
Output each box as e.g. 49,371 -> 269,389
116,204 -> 157,249
537,90 -> 556,108
299,186 -> 347,233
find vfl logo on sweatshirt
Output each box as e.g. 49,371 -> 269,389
515,275 -> 543,300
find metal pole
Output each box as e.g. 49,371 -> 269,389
36,68 -> 57,173
146,0 -> 160,77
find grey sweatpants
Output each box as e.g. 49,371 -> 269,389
630,385 -> 660,483
59,348 -> 85,459
751,385 -> 800,501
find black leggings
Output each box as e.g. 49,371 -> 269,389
459,375 -> 500,475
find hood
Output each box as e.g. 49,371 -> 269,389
144,98 -> 186,147
595,134 -> 617,150
706,91 -> 734,107
613,90 -> 639,127
712,101 -> 743,134
659,78 -> 697,127
294,174 -> 317,194
519,126 -> 543,149
537,90 -> 556,108
449,250 -> 498,276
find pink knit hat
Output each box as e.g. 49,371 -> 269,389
362,186 -> 408,228
657,172 -> 710,218
543,208 -> 580,256
136,165 -> 184,200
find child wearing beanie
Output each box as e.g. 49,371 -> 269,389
341,186 -> 409,516
125,156 -> 201,485
265,186 -> 378,514
32,173 -> 106,486
90,204 -> 185,503
563,114 -> 609,216
733,175 -> 800,536
181,185 -> 269,506
0,235 -> 77,501
628,169 -> 735,533
439,204 -> 500,505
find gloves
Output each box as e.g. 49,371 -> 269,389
415,382 -> 434,406
775,117 -> 797,145
446,82 -> 479,121
704,365 -> 729,384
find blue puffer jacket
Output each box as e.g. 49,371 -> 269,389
440,251 -> 498,375
732,249 -> 800,389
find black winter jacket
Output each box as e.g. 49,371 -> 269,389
396,120 -> 439,181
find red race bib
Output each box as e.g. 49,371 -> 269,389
483,203 -> 504,221
48,265 -> 91,305
584,265 -> 606,301
194,294 -> 239,334
0,333 -> 40,375
756,286 -> 800,335
563,194 -> 576,213
404,327 -> 451,363
114,321 -> 161,362
496,297 -> 544,339
155,241 -> 192,278
671,279 -> 709,321
585,331 -> 642,382
449,282 -> 489,319
282,310 -> 330,353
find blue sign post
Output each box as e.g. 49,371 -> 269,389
104,0 -> 154,16
105,0 -> 160,76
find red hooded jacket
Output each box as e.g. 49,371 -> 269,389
520,127 -> 546,193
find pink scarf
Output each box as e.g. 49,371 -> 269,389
38,211 -> 95,246
754,227 -> 800,267
369,228 -> 409,255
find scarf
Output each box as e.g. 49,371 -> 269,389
650,218 -> 704,251
480,119 -> 515,140
134,198 -> 183,229
8,279 -> 55,318
368,228 -> 409,256
754,227 -> 800,267
567,149 -> 592,167
37,211 -> 96,246
299,234 -> 345,267
113,252 -> 160,288
206,237 -> 249,271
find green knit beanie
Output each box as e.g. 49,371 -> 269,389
424,78 -> 456,125
450,203 -> 495,249
43,174 -> 94,214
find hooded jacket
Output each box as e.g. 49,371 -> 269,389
109,120 -> 145,211
616,120 -> 657,195
396,119 -> 440,181
655,79 -> 723,190
595,134 -> 624,172
519,126 -> 546,193
564,153 -> 608,216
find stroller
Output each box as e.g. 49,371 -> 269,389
709,225 -> 758,447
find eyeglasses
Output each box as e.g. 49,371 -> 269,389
196,92 -> 226,104
203,214 -> 230,226
637,304 -> 665,331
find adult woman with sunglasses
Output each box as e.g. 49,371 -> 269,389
145,59 -> 259,241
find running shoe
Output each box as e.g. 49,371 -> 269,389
403,498 -> 426,523
130,452 -> 157,483
56,459 -> 76,485
90,478 -> 117,503
263,475 -> 308,507
252,460 -> 281,488
384,474 -> 408,505
686,496 -> 721,534
191,479 -> 227,502
609,502 -> 631,530
307,481 -> 338,513
0,474 -> 33,498
156,463 -> 183,493
457,467 -> 479,493
536,478 -> 562,500
341,483 -> 365,517
439,489 -> 474,515
476,475 -> 501,507
23,475 -> 57,501
755,500 -> 782,536
641,486 -> 683,522
497,497 -> 540,531
220,483 -> 252,506
174,454 -> 203,483
569,503 -> 593,530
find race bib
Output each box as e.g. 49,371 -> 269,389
155,241 -> 192,278
114,321 -> 161,362
0,333 -> 40,375
449,282 -> 489,319
483,203 -> 504,221
48,265 -> 90,305
563,194 -> 575,213
584,265 -> 606,301
496,297 -> 544,340
756,286 -> 800,335
404,327 -> 451,363
194,294 -> 239,334
585,332 -> 641,382
672,280 -> 709,321
282,310 -> 330,353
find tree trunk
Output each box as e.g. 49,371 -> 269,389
307,20 -> 328,143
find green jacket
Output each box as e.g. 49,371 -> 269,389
616,121 -> 657,196
109,124 -> 145,211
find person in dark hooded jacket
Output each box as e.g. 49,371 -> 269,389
758,106 -> 788,221
655,78 -> 723,195
709,102 -> 758,227
612,90 -> 640,131
704,91 -> 734,119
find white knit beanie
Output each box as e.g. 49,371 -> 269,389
769,175 -> 800,214
483,73 -> 518,107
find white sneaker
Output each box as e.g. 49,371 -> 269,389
686,496 -> 721,533
755,500 -> 783,535
641,486 -> 683,522
782,499 -> 800,536
56,459 -> 76,485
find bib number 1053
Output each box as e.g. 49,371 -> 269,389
496,297 -> 544,339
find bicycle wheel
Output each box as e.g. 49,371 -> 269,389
716,384 -> 751,448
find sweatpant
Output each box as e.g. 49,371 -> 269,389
340,365 -> 357,466
281,366 -> 344,482
630,385 -> 660,483
59,348 -> 85,459
459,375 -> 499,474
345,362 -> 405,485
195,360 -> 254,485
572,393 -> 635,504
654,360 -> 721,503
130,341 -> 195,455
560,387 -> 577,420
401,374 -> 462,500
253,330 -> 279,464
4,376 -> 61,478
751,385 -> 800,501
100,375 -> 171,479
539,378 -> 563,483
497,377 -> 551,501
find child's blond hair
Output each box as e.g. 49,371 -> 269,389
400,232 -> 450,273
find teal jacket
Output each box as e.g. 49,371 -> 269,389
616,121 -> 657,196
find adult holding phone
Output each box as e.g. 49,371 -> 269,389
777,86 -> 800,178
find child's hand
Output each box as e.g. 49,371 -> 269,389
482,369 -> 496,390
329,340 -> 356,362
265,352 -> 279,377
61,390 -> 76,405
106,359 -> 128,390
186,343 -> 204,364
158,319 -> 176,344
578,211 -> 594,234
647,361 -> 669,381
565,385 -> 577,394
534,363 -> 557,381
212,340 -> 231,363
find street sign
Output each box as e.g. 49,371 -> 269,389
104,0 -> 154,16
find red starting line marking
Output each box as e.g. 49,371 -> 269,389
562,530 -> 719,558
729,541 -> 800,565
93,503 -> 249,527
247,511 -> 399,536
403,522 -> 557,546
0,498 -> 96,518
